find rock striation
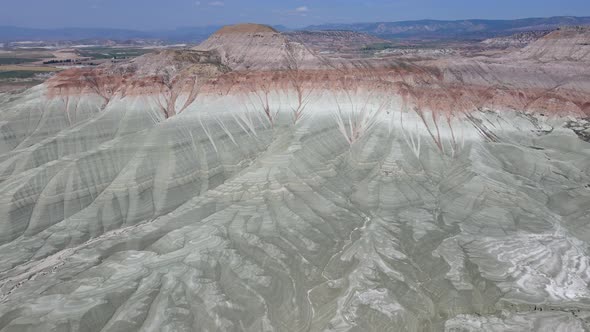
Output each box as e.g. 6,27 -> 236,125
0,23 -> 589,331
518,26 -> 590,62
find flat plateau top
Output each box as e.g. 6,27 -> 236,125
214,23 -> 278,35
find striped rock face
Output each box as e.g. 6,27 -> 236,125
0,24 -> 590,332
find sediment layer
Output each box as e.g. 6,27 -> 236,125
0,23 -> 589,331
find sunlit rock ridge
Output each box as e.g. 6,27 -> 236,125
0,23 -> 589,331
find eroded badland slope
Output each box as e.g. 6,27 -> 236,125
0,23 -> 589,331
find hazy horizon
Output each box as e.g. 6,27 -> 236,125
4,15 -> 590,32
2,0 -> 590,30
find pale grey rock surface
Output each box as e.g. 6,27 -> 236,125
0,86 -> 589,332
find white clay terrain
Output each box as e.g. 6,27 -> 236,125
0,24 -> 589,331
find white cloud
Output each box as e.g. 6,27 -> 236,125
195,1 -> 201,5
89,0 -> 101,9
274,5 -> 311,17
208,1 -> 224,6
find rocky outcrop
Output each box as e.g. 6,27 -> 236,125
481,30 -> 553,48
518,26 -> 590,62
195,23 -> 320,70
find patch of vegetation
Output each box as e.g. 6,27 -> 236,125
0,57 -> 39,65
43,59 -> 82,64
0,71 -> 46,79
78,47 -> 153,59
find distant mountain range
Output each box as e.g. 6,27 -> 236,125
304,16 -> 590,40
2,16 -> 590,43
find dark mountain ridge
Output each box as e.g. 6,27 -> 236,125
305,16 -> 590,40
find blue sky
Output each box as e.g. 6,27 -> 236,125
1,0 -> 590,29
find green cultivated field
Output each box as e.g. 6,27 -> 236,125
0,71 -> 45,79
0,57 -> 40,65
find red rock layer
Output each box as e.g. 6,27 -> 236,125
46,60 -> 590,117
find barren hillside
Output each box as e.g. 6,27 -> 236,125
0,22 -> 589,332
518,26 -> 590,61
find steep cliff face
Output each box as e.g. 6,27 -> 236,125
0,23 -> 590,332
